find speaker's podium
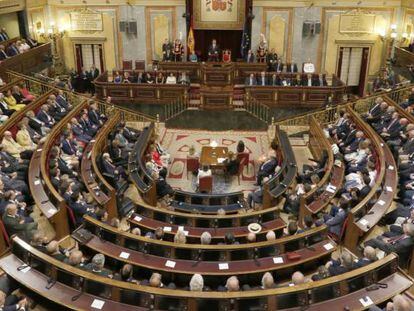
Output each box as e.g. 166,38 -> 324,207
200,62 -> 234,110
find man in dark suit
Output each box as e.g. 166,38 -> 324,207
79,112 -> 98,136
68,191 -> 96,225
327,252 -> 354,276
2,204 -> 37,240
0,28 -> 9,41
257,72 -> 268,86
207,39 -> 220,62
341,129 -> 363,153
285,62 -> 298,73
26,36 -> 38,48
6,43 -> 19,57
381,116 -> 407,141
25,110 -> 45,135
0,93 -> 13,116
245,73 -> 257,86
274,59 -> 284,72
156,168 -> 174,199
245,50 -> 255,63
365,222 -> 414,265
256,155 -> 277,185
36,104 -> 55,128
55,90 -> 72,111
366,101 -> 388,124
88,102 -> 105,127
354,246 -> 378,268
61,132 -> 79,157
0,45 -> 8,60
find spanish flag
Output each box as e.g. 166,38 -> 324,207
187,27 -> 195,54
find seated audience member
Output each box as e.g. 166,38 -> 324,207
6,42 -> 19,57
36,104 -> 55,128
298,215 -> 314,233
2,204 -> 37,240
20,39 -> 31,52
225,276 -> 240,292
266,230 -> 276,241
311,265 -> 330,281
152,135 -> 170,165
200,231 -> 212,245
0,93 -> 14,117
197,164 -> 212,186
149,272 -> 163,287
174,229 -> 187,244
113,71 -> 122,83
326,251 -> 354,276
11,86 -> 29,105
65,250 -> 85,268
4,89 -> 24,111
2,131 -> 24,158
0,290 -> 28,311
115,264 -> 138,283
0,45 -> 7,60
247,177 -> 268,209
261,272 -> 275,289
143,72 -> 154,84
30,231 -> 48,252
101,153 -> 125,182
190,274 -> 204,291
119,121 -> 139,143
257,71 -> 268,86
256,151 -> 278,185
291,271 -> 306,285
123,71 -> 132,83
85,253 -> 113,278
178,72 -> 190,85
189,51 -> 198,62
286,221 -> 298,235
224,151 -> 239,175
369,294 -> 412,311
71,117 -> 92,143
354,246 -> 378,268
88,101 -> 106,127
245,73 -> 257,86
15,122 -> 36,151
69,191 -> 97,225
79,111 -> 98,136
156,168 -> 174,199
165,72 -> 177,84
365,223 -> 414,265
155,72 -> 165,84
46,240 -> 67,261
320,198 -> 348,237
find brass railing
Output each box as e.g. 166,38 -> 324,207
5,70 -> 157,124
244,95 -> 271,124
164,95 -> 188,122
277,84 -> 413,128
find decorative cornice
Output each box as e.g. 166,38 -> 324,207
46,0 -> 185,6
254,0 -> 402,8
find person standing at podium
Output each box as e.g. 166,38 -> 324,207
208,39 -> 221,62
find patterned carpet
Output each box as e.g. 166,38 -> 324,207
160,128 -> 270,194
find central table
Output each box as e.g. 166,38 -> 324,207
200,146 -> 229,168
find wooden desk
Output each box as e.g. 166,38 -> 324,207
200,146 -> 229,168
200,86 -> 233,110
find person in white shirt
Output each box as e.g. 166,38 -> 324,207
165,72 -> 177,84
197,164 -> 212,186
20,39 -> 31,52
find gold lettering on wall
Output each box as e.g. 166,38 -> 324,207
339,12 -> 376,33
70,11 -> 103,31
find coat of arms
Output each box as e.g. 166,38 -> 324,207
206,0 -> 233,12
